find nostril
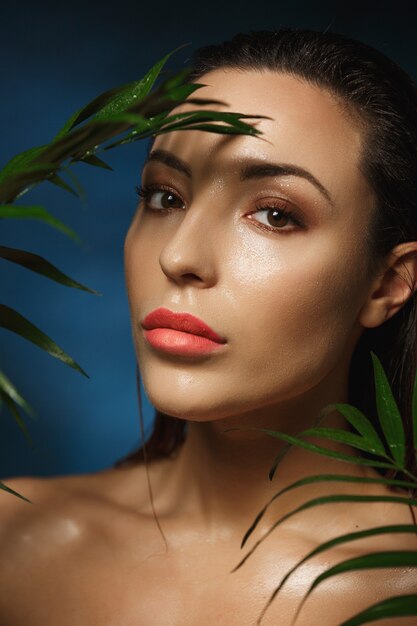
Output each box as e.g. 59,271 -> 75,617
182,273 -> 203,281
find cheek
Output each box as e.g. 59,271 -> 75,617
124,221 -> 158,308
123,215 -> 369,416
223,231 -> 367,397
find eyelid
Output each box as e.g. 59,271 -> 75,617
137,181 -> 306,227
138,180 -> 298,208
137,182 -> 186,209
142,166 -> 318,209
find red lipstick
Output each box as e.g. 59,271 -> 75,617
141,307 -> 227,356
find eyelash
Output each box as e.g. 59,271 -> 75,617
134,183 -> 304,232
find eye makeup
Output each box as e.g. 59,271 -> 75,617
135,182 -> 306,235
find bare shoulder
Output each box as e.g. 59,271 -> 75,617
0,468 -> 153,591
0,470 -> 124,552
0,469 -> 164,625
0,463 -> 159,552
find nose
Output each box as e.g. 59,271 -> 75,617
158,203 -> 218,287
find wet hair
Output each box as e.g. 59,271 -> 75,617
114,27 -> 417,495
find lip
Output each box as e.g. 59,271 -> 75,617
142,328 -> 226,356
141,307 -> 226,343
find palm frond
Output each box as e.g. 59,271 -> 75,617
256,525 -> 417,624
0,370 -> 36,419
338,594 -> 417,626
228,351 -> 417,625
0,305 -> 88,377
0,205 -> 81,243
1,45 -> 266,478
232,491 -> 417,574
239,472 -> 417,549
0,390 -> 33,447
291,551 -> 417,626
371,351 -> 406,467
0,246 -> 101,294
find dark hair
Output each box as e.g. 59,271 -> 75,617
114,28 -> 417,494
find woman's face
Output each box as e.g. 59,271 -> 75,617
124,69 -> 376,423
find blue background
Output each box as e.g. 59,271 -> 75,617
2,0 -> 417,478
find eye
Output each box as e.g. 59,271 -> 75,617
135,184 -> 184,211
135,184 -> 304,232
247,201 -> 304,232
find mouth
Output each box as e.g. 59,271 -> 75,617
141,307 -> 227,356
141,307 -> 226,343
142,328 -> 227,356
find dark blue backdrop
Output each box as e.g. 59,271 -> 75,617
2,0 -> 417,478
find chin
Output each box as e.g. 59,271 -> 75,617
149,398 -> 222,422
145,386 -> 238,422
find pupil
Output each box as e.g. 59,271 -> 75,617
162,192 -> 180,209
269,209 -> 286,227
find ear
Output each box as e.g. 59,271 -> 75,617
358,242 -> 417,329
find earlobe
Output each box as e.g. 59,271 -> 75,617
358,242 -> 417,329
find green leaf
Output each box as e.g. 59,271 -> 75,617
319,403 -> 387,457
154,121 -> 263,137
240,472 -> 417,549
0,369 -> 36,418
0,205 -> 82,244
165,95 -> 229,106
64,169 -> 87,205
76,114 -> 154,153
0,246 -> 101,294
0,145 -> 47,185
296,426 -> 388,457
47,173 -> 79,197
292,552 -> 417,625
231,492 -> 417,574
0,390 -> 33,447
31,122 -> 113,166
267,440 -> 296,481
94,112 -> 152,126
162,109 -> 271,130
156,81 -> 206,103
155,66 -> 196,93
316,548 -> 417,580
144,109 -> 269,136
257,525 -> 417,624
286,525 -> 417,593
0,161 -> 61,203
0,60 -> 267,204
0,480 -> 32,504
339,594 -> 417,625
52,107 -> 86,142
103,108 -> 266,151
253,421 -> 395,482
51,45 -> 188,137
224,426 -> 398,471
53,87 -> 133,138
5,96 -> 264,202
78,153 -> 113,171
90,44 -> 190,124
0,304 -> 89,378
371,351 -> 406,467
102,107 -> 203,148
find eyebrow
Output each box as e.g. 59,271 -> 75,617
143,148 -> 335,209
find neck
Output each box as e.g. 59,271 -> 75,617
143,367 -> 370,538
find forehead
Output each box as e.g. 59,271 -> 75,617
151,69 -> 371,209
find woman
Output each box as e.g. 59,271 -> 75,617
1,28 -> 417,625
